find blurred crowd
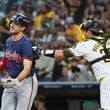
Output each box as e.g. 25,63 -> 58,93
0,0 -> 110,82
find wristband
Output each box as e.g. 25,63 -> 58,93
42,50 -> 55,58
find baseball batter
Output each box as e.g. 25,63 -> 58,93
33,20 -> 109,110
1,13 -> 38,110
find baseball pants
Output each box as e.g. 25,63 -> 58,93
1,74 -> 38,110
100,76 -> 110,110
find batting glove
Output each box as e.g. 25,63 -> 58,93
1,78 -> 19,88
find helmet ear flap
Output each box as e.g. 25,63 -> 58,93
80,23 -> 85,30
9,20 -> 12,27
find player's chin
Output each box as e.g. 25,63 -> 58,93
10,30 -> 17,34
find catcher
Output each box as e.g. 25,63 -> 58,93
33,20 -> 110,110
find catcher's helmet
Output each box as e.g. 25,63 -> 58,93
81,20 -> 104,34
9,13 -> 30,27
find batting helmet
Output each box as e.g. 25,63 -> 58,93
9,13 -> 30,27
81,20 -> 104,34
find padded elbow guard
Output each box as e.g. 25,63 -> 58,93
63,49 -> 74,58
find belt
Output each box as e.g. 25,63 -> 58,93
10,74 -> 33,78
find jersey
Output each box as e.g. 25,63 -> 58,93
68,38 -> 110,81
5,36 -> 33,78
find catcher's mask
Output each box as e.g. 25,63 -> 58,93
81,20 -> 104,34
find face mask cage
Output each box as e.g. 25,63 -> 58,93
81,20 -> 104,34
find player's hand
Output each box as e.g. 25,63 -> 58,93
32,46 -> 42,60
0,78 -> 19,88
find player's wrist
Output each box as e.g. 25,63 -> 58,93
15,78 -> 19,84
1,77 -> 20,88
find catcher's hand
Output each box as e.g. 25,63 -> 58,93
32,46 -> 42,60
0,78 -> 19,88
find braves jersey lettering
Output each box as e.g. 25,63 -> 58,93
6,36 -> 33,77
6,50 -> 22,62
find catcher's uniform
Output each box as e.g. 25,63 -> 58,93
68,38 -> 110,109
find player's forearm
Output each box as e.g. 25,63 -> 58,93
41,49 -> 74,59
17,59 -> 32,81
33,46 -> 74,59
17,68 -> 30,81
41,50 -> 65,59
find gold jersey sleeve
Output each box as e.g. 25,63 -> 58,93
75,24 -> 86,42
